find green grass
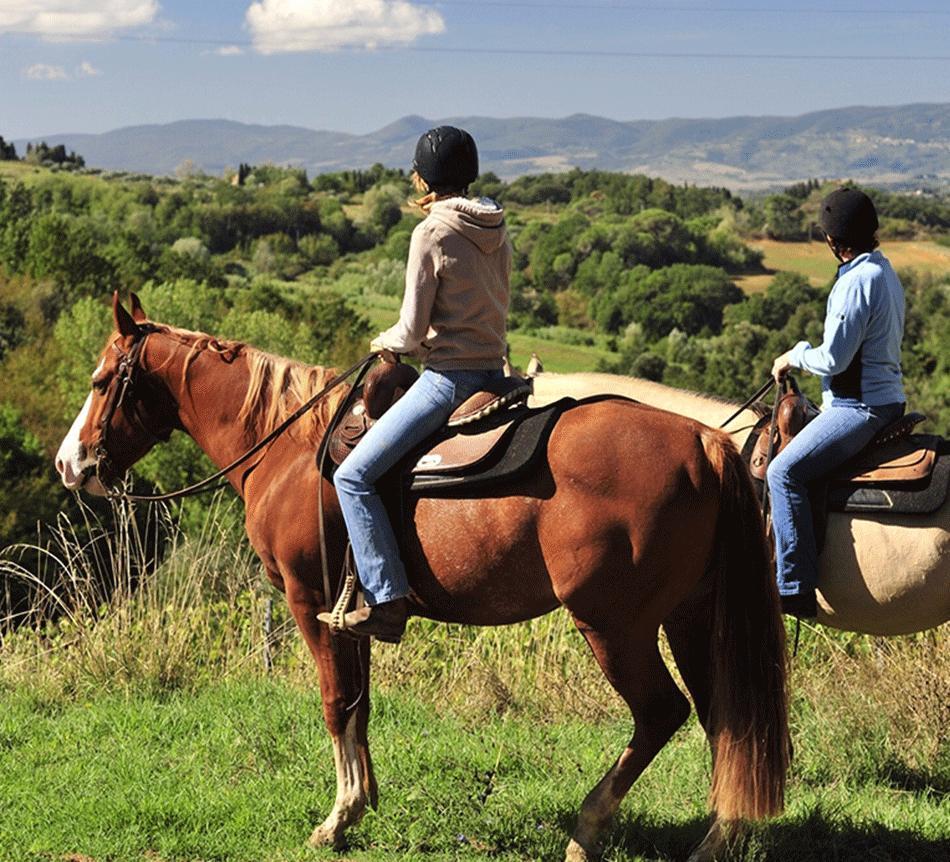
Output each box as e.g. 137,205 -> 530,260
0,673 -> 947,862
0,509 -> 947,861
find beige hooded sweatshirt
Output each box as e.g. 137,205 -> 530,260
375,197 -> 511,371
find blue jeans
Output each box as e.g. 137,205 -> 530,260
333,367 -> 504,605
766,399 -> 904,597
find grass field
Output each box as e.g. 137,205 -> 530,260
1,634 -> 947,862
734,239 -> 950,294
0,678 -> 945,862
0,503 -> 947,862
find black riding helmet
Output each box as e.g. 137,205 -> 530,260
819,187 -> 879,249
412,126 -> 478,194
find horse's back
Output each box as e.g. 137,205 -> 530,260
409,396 -> 724,624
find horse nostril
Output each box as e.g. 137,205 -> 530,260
55,456 -> 64,475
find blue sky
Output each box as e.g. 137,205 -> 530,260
1,1 -> 949,139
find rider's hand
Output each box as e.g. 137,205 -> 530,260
370,335 -> 397,364
771,351 -> 794,384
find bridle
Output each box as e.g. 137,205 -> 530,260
88,325 -> 378,503
92,326 -> 174,496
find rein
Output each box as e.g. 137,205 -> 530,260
93,329 -> 378,503
718,377 -> 775,430
94,329 -> 378,711
721,376 -> 806,654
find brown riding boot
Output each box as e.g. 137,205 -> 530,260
339,597 -> 409,643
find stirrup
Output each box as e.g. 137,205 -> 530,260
316,546 -> 362,635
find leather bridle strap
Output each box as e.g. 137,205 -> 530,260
103,348 -> 379,503
94,335 -> 152,492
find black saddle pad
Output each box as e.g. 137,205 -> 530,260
407,397 -> 574,494
828,447 -> 950,515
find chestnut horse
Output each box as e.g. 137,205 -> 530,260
56,295 -> 790,862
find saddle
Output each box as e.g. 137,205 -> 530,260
745,386 -> 948,516
322,361 -> 562,492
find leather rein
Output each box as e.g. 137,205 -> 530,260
90,326 -> 377,503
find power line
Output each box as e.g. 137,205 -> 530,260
3,30 -> 950,61
417,1 -> 950,13
405,46 -> 950,61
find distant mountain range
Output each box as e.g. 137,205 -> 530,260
14,103 -> 950,190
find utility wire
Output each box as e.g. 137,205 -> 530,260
405,46 -> 950,61
418,1 -> 950,12
3,30 -> 950,61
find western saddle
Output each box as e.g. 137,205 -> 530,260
746,383 -> 947,517
325,360 -> 535,478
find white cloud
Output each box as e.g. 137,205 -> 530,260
215,45 -> 244,56
0,1 -> 159,39
245,0 -> 444,54
77,60 -> 101,76
24,62 -> 68,79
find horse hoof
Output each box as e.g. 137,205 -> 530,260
308,824 -> 346,851
564,838 -> 600,862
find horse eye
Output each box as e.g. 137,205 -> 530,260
92,377 -> 108,393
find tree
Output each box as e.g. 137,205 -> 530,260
24,141 -> 84,168
724,271 -> 821,331
597,264 -> 742,339
763,194 -> 805,240
0,136 -> 17,161
0,403 -> 69,549
26,212 -> 116,298
0,302 -> 25,362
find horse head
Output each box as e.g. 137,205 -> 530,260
55,293 -> 178,495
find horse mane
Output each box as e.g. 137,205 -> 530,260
673,384 -> 771,418
155,325 -> 348,446
237,346 -> 347,445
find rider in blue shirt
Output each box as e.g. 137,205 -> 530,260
769,188 -> 906,619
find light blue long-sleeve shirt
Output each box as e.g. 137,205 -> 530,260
788,250 -> 905,408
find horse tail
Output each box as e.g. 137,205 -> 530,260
700,427 -> 790,821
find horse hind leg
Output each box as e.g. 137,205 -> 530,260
665,600 -> 732,862
565,622 -> 691,862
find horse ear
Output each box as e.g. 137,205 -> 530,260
113,291 -> 139,337
129,292 -> 147,323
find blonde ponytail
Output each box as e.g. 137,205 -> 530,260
410,171 -> 457,213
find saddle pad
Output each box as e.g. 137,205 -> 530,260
829,453 -> 950,515
409,398 -> 574,493
411,420 -> 514,474
831,434 -> 938,484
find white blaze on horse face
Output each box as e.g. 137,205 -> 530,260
56,393 -> 96,490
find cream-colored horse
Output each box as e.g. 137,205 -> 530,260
532,372 -> 950,636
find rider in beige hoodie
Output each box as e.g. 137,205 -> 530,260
377,196 -> 511,370
324,127 -> 511,642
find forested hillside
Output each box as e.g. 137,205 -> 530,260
1,159 -> 947,551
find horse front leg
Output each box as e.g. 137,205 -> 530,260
284,578 -> 376,849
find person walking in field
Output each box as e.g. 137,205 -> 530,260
325,126 -> 512,642
768,188 -> 906,619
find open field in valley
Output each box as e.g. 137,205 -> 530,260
734,239 -> 950,294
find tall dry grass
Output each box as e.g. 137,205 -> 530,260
1,506 -> 947,787
0,496 -> 280,699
